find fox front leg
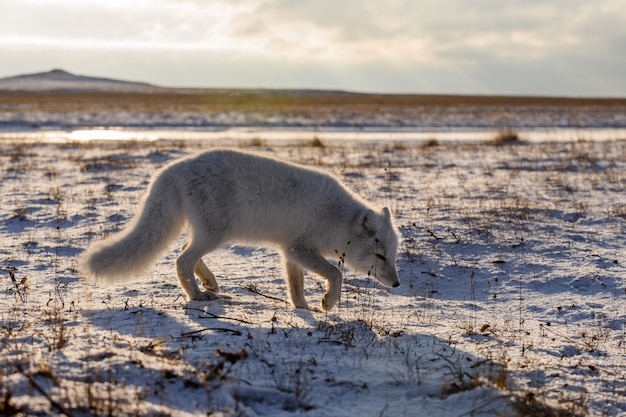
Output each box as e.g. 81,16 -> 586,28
285,259 -> 309,310
286,245 -> 343,311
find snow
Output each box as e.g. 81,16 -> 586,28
2,126 -> 626,146
1,134 -> 625,416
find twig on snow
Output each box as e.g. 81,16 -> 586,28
241,284 -> 289,305
182,306 -> 254,325
179,327 -> 242,338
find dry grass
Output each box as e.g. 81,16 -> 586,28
489,130 -> 523,146
1,90 -> 624,116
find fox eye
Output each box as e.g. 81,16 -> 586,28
376,254 -> 386,261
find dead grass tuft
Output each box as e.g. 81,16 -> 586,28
490,130 -> 523,146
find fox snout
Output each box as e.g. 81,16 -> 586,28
390,268 -> 400,288
390,274 -> 400,288
378,268 -> 400,288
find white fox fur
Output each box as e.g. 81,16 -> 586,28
79,149 -> 400,311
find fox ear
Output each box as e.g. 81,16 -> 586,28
358,209 -> 377,235
383,207 -> 391,221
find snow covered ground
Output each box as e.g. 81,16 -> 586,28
2,126 -> 626,146
1,134 -> 625,416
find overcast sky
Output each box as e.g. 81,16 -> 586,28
0,0 -> 624,96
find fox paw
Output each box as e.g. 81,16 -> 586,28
188,290 -> 221,302
201,284 -> 221,294
321,292 -> 340,311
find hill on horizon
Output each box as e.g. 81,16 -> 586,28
0,68 -> 376,98
1,69 -> 625,104
0,69 -> 163,92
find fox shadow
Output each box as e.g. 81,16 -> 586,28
82,286 -> 532,415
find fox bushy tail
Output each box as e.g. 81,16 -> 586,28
79,175 -> 184,283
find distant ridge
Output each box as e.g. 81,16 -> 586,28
1,69 -> 625,102
0,69 -> 163,92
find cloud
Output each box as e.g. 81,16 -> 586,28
233,0 -> 626,65
3,0 -> 624,62
1,0 -> 625,95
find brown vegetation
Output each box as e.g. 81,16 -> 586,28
1,90 -> 625,116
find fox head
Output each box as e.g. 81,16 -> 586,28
346,207 -> 400,288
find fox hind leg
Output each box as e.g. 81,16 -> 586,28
182,242 -> 220,293
177,240 -> 221,301
195,258 -> 220,293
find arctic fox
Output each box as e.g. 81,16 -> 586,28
79,149 -> 400,311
